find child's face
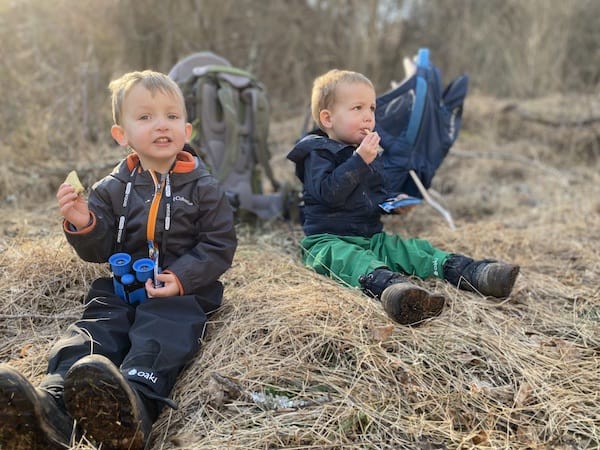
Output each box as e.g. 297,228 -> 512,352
111,84 -> 192,172
321,81 -> 376,145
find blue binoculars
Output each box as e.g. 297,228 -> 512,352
108,253 -> 154,304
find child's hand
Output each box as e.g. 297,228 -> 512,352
355,130 -> 381,165
145,272 -> 180,298
57,183 -> 91,229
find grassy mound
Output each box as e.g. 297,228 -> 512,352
1,96 -> 599,449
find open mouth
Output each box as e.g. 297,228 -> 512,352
154,137 -> 172,144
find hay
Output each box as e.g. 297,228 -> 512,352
155,230 -> 599,449
1,96 -> 599,449
0,237 -> 103,370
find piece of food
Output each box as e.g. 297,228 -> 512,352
64,170 -> 85,194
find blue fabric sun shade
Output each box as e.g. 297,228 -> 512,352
375,48 -> 469,198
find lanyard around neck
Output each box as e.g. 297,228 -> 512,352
146,170 -> 171,242
116,164 -> 173,266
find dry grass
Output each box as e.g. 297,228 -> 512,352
1,96 -> 599,449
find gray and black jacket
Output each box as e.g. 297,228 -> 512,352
63,147 -> 236,297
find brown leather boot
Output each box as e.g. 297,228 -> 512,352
359,268 -> 445,325
0,364 -> 73,450
444,255 -> 520,298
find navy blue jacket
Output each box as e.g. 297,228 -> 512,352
287,131 -> 391,237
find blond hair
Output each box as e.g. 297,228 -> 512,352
108,70 -> 186,125
310,69 -> 374,131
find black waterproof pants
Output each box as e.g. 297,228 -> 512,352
40,277 -> 222,416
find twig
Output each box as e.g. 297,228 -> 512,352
409,170 -> 456,231
0,313 -> 80,320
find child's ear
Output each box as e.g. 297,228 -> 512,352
319,109 -> 333,129
111,125 -> 128,146
185,122 -> 193,142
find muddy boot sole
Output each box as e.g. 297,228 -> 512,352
0,365 -> 71,450
381,284 -> 445,326
64,355 -> 149,450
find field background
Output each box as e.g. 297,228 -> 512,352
0,1 -> 599,449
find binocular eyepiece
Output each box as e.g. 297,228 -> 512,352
108,253 -> 155,304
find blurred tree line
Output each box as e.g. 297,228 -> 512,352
0,0 -> 598,165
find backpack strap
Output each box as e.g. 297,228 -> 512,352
246,87 -> 280,192
405,48 -> 429,145
215,80 -> 241,182
186,70 -> 240,182
186,75 -> 213,168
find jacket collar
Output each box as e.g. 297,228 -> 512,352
125,150 -> 197,174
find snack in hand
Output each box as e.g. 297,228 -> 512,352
64,170 -> 85,194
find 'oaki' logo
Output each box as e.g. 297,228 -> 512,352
127,368 -> 158,384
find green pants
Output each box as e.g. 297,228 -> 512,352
301,232 -> 450,289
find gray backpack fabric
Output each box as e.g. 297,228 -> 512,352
169,52 -> 297,221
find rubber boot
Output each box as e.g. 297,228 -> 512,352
443,254 -> 520,298
64,354 -> 152,450
0,364 -> 73,450
359,268 -> 445,326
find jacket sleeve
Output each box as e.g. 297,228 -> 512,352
63,179 -> 120,263
304,149 -> 373,208
165,178 -> 237,294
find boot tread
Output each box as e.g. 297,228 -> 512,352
0,365 -> 71,450
64,355 -> 149,450
381,283 -> 445,326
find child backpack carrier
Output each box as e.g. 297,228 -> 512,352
373,48 -> 469,229
376,49 -> 468,200
169,51 -> 297,222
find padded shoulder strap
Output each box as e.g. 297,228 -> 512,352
189,72 -> 242,182
406,48 -> 430,145
215,80 -> 240,182
183,75 -> 215,170
246,87 -> 279,191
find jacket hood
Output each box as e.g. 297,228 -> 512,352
287,131 -> 355,182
